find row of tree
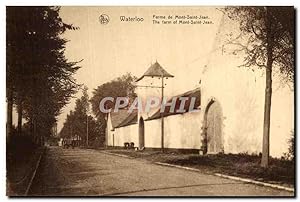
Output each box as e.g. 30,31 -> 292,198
59,87 -> 105,147
59,73 -> 136,147
6,6 -> 81,145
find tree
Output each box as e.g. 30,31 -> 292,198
90,73 -> 137,145
60,86 -> 105,147
7,6 -> 81,144
224,7 -> 294,167
90,73 -> 137,115
73,86 -> 89,145
283,130 -> 294,161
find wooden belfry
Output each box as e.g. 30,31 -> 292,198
136,61 -> 174,152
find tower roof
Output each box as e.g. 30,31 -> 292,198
136,61 -> 174,82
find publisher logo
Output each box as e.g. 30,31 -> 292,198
99,14 -> 109,25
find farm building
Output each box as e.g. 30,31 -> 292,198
106,59 -> 293,157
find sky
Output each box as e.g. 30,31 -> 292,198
56,6 -> 223,131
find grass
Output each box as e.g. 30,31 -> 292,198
108,149 -> 294,188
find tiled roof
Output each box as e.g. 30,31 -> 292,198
109,88 -> 200,128
110,109 -> 131,128
116,110 -> 138,128
110,109 -> 137,129
146,88 -> 201,121
136,61 -> 174,82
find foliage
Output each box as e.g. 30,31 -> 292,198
6,6 -> 81,142
224,6 -> 294,84
283,131 -> 294,161
90,72 -> 137,117
223,6 -> 294,167
89,73 -> 137,144
61,73 -> 137,146
59,87 -> 105,146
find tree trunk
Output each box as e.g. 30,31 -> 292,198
33,118 -> 38,145
261,63 -> 272,167
261,8 -> 273,168
7,88 -> 13,143
17,98 -> 23,135
30,118 -> 34,135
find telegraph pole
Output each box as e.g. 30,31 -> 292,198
161,75 -> 164,152
86,114 -> 89,147
135,81 -> 165,152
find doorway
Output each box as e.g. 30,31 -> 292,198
203,101 -> 223,154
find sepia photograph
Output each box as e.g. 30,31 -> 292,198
6,5 -> 295,197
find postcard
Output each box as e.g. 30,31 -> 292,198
6,6 -> 295,197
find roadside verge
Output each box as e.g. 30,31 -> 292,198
155,162 -> 294,193
7,146 -> 45,196
102,150 -> 294,193
24,147 -> 45,195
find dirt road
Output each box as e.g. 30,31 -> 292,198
29,147 -> 293,196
